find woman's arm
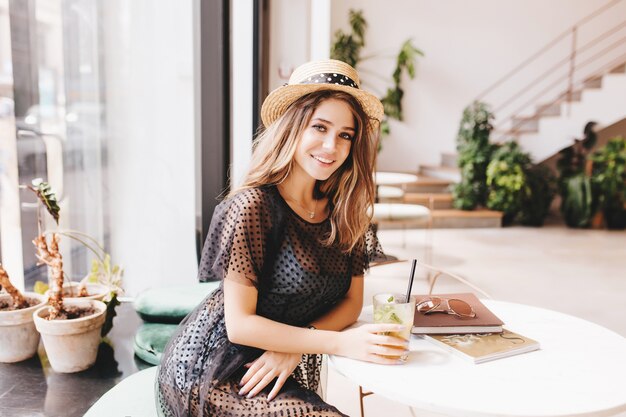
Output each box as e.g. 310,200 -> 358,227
223,277 -> 341,355
229,273 -> 407,400
223,274 -> 405,358
309,275 -> 363,331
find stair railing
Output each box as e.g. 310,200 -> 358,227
474,0 -> 626,140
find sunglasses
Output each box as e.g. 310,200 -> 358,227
416,297 -> 476,318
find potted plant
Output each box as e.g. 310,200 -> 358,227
331,9 -> 423,143
485,142 -> 530,225
453,101 -> 498,210
39,229 -> 124,302
0,265 -> 46,362
25,179 -> 108,373
556,122 -> 598,228
519,165 -> 557,226
590,136 -> 626,229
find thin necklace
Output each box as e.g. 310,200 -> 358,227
279,186 -> 318,219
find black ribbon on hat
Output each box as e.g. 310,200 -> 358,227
297,73 -> 358,88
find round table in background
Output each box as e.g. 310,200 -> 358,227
374,171 -> 419,186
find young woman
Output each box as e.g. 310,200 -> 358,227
157,59 -> 408,417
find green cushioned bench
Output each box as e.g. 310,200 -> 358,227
133,282 -> 220,324
134,323 -> 179,365
133,281 -> 220,365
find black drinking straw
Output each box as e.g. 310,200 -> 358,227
405,259 -> 417,303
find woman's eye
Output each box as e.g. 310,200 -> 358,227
339,132 -> 354,141
312,124 -> 326,132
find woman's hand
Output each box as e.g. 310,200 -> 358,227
335,323 -> 409,364
238,351 -> 302,401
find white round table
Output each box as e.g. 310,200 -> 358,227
377,185 -> 405,201
372,203 -> 430,224
375,171 -> 419,186
329,300 -> 626,417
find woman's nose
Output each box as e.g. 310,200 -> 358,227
322,134 -> 337,151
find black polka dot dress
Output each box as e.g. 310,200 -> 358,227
156,186 -> 383,416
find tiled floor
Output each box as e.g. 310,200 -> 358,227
325,225 -> 626,417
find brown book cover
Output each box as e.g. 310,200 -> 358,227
412,292 -> 504,334
424,329 -> 540,363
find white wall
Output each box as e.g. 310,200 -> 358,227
268,0 -> 311,90
329,0 -> 613,171
103,1 -> 197,295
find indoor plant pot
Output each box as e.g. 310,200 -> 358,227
33,299 -> 107,373
0,292 -> 46,363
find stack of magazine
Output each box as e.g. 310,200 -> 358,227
412,293 -> 540,364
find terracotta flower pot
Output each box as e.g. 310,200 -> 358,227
34,299 -> 107,373
0,292 -> 47,363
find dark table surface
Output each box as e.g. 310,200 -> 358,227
0,301 -> 153,417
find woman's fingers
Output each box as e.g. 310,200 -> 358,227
370,333 -> 409,348
368,343 -> 409,358
239,365 -> 270,396
240,359 -> 263,386
267,373 -> 289,402
246,371 -> 277,398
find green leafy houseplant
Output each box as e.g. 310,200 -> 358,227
590,136 -> 626,229
453,101 -> 497,210
330,9 -> 366,67
556,122 -> 598,228
560,173 -> 594,228
486,142 -> 556,226
331,9 -> 423,142
485,142 -> 531,225
520,165 -> 557,226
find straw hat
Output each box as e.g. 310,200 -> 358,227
261,59 -> 384,127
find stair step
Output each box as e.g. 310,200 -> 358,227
403,192 -> 454,209
510,116 -> 539,133
563,90 -> 582,102
402,175 -> 453,193
535,102 -> 561,117
419,165 -> 461,183
431,209 -> 503,228
440,152 -> 458,168
583,76 -> 602,89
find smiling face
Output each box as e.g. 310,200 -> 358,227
292,98 -> 356,182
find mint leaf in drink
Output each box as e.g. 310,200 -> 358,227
389,312 -> 403,324
387,295 -> 394,303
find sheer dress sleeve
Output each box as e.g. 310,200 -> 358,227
350,223 -> 386,277
198,188 -> 273,287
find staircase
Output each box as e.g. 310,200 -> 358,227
483,0 -> 626,161
388,154 -> 504,229
508,63 -> 626,162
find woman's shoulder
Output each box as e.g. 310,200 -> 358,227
229,185 -> 276,205
219,185 -> 280,216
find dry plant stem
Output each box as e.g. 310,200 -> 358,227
0,264 -> 28,309
78,284 -> 88,297
33,234 -> 65,319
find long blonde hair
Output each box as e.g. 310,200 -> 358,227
230,90 -> 380,253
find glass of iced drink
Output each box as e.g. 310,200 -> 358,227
372,293 -> 416,362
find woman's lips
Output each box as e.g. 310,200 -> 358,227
311,154 -> 335,165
